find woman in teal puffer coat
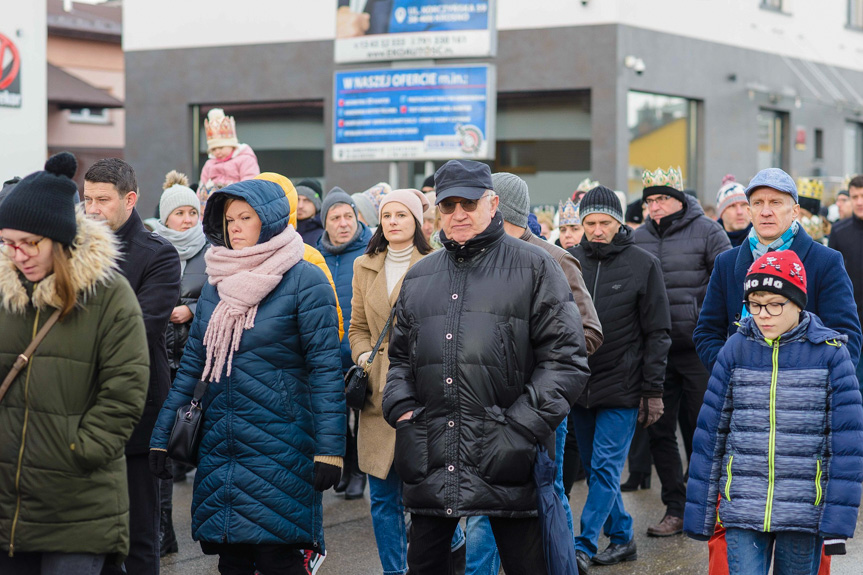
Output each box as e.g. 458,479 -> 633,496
149,179 -> 346,575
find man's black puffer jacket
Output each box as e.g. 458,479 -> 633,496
568,226 -> 671,409
382,213 -> 590,518
165,245 -> 208,373
632,195 -> 731,351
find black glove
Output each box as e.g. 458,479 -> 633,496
148,449 -> 173,480
314,462 -> 342,492
824,539 -> 846,556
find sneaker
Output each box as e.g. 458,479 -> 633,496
303,549 -> 326,575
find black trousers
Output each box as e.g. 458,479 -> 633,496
408,514 -> 547,575
647,349 -> 709,518
627,423 -> 653,476
202,543 -> 305,575
103,453 -> 160,575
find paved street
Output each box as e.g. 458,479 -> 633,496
161,467 -> 863,575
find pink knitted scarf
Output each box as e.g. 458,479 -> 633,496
201,224 -> 305,382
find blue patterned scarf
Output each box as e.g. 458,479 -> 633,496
742,221 -> 799,318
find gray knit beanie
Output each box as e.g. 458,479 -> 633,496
579,185 -> 624,224
321,187 -> 357,222
492,172 -> 530,228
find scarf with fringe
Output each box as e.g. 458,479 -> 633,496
201,225 -> 304,382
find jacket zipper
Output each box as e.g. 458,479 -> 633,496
814,459 -> 823,506
9,309 -> 40,556
763,338 -> 780,532
725,455 -> 733,501
585,261 -> 601,408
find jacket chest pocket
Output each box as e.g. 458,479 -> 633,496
497,322 -> 518,388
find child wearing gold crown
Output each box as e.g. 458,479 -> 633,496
198,109 -> 261,210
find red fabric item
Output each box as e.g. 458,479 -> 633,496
744,250 -> 808,309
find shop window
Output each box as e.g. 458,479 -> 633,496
627,91 -> 699,196
814,129 -> 824,161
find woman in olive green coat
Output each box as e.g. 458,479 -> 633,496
0,153 -> 149,573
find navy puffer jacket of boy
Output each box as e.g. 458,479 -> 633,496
684,312 -> 863,541
150,179 -> 345,551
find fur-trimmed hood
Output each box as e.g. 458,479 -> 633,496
0,209 -> 120,314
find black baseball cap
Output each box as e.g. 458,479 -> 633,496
434,160 -> 494,203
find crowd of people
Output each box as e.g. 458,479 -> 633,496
1,107 -> 863,575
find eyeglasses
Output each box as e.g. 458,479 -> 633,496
438,192 -> 494,215
644,195 -> 672,206
743,299 -> 791,317
0,236 -> 47,259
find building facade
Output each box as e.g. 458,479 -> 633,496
123,0 -> 863,214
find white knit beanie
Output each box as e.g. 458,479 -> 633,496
160,184 -> 200,224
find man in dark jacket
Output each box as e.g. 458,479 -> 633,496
84,158 -> 181,575
633,167 -> 731,537
295,178 -> 325,246
828,174 -> 863,390
317,187 -> 373,499
568,186 -> 671,571
382,160 -> 590,575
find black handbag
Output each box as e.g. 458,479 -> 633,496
167,379 -> 209,465
345,307 -> 396,410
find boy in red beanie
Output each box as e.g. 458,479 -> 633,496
684,251 -> 863,574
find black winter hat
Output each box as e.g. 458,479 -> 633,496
579,185 -> 624,224
625,199 -> 644,224
0,152 -> 79,246
296,178 -> 323,197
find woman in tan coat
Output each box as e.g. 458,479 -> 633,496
351,188 -> 466,575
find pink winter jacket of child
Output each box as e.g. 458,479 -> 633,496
199,144 -> 261,188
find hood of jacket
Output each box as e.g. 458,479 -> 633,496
203,178 -> 290,247
737,310 -> 848,347
0,209 -> 119,315
577,224 -> 634,260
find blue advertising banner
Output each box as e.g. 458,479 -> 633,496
335,0 -> 496,63
333,64 -> 495,162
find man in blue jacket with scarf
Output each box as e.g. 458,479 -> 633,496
693,167 -> 862,575
694,168 -> 861,371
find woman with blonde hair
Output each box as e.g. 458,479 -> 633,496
350,189 -> 464,575
0,153 -> 149,573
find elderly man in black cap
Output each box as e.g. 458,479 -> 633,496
383,159 -> 590,575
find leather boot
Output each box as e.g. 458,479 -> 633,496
344,472 -> 367,500
159,509 -> 178,557
334,469 -> 350,493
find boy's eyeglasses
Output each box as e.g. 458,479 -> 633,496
438,192 -> 494,215
743,299 -> 791,316
0,237 -> 47,259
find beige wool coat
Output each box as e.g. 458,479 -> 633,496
349,246 -> 424,480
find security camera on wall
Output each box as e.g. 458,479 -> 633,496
634,59 -> 646,75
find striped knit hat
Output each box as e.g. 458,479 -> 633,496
578,185 -> 624,224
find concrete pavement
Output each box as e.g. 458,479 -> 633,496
161,470 -> 863,574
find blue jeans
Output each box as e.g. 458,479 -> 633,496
369,467 -> 464,575
466,417 -> 574,574
571,405 -> 638,557
725,528 -> 821,575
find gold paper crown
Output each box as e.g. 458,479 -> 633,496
842,175 -> 853,190
796,178 -> 823,200
576,178 -> 600,193
559,199 -> 581,226
533,205 -> 556,221
642,167 -> 683,191
205,108 -> 239,150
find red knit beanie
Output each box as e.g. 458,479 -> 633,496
744,251 -> 807,310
